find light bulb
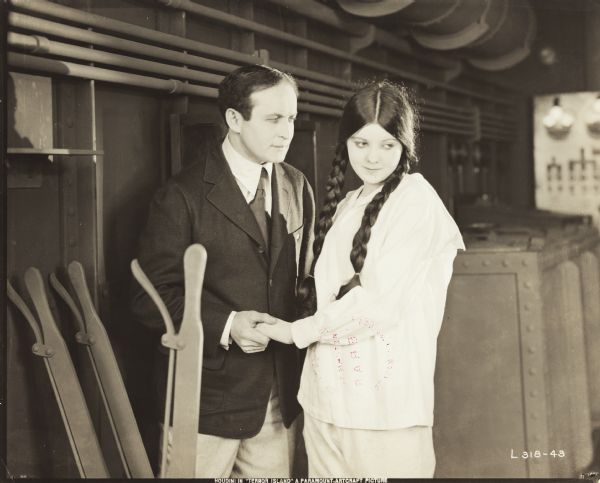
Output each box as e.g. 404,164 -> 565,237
543,97 -> 574,136
585,94 -> 600,134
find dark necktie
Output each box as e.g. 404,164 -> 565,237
250,167 -> 270,250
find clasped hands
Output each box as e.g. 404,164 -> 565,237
230,310 -> 293,353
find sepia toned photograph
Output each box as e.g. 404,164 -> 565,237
2,0 -> 600,480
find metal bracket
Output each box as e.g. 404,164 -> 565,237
32,342 -> 55,358
75,331 -> 94,346
161,333 -> 186,350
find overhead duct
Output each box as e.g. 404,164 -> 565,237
334,0 -> 536,70
464,1 -> 536,71
336,0 -> 415,17
408,0 -> 491,50
337,0 -> 456,22
337,0 -> 491,50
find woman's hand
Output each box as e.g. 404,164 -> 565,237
256,318 -> 293,345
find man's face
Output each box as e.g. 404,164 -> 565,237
234,81 -> 298,164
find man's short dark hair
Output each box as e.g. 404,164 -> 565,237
218,64 -> 298,121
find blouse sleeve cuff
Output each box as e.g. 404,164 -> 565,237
291,315 -> 321,349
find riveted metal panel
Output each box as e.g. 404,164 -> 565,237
436,225 -> 598,478
577,252 -> 600,428
557,262 -> 593,471
435,272 -> 527,478
541,261 -> 592,476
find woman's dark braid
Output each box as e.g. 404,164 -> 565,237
297,144 -> 348,317
349,153 -> 407,274
310,144 -> 348,271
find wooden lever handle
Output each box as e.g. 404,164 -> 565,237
131,259 -> 176,337
182,244 -> 208,330
7,280 -> 44,345
49,272 -> 86,334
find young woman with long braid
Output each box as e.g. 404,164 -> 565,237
258,80 -> 465,477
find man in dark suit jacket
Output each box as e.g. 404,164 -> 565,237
131,65 -> 315,477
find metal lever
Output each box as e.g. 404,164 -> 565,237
7,281 -> 44,350
131,257 -> 176,477
50,271 -> 129,475
49,273 -> 88,341
61,262 -> 153,478
131,244 -> 207,478
169,244 -> 206,478
130,259 -> 176,340
7,270 -> 109,478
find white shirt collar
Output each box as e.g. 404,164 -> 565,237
222,134 -> 273,199
353,184 -> 384,206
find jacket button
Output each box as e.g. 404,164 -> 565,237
269,279 -> 273,287
258,246 -> 264,253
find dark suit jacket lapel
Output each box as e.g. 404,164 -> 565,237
269,164 -> 292,277
204,146 -> 267,253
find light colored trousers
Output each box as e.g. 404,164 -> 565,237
162,382 -> 296,478
303,413 -> 436,478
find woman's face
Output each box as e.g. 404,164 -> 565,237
346,122 -> 403,194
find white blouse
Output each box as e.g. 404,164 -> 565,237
291,173 -> 465,430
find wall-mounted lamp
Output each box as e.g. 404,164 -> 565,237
543,97 -> 574,138
585,94 -> 600,135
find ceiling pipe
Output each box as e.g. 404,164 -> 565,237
10,0 -> 515,104
8,52 -> 343,118
8,10 -> 351,99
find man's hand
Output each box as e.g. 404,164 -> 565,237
230,311 -> 278,353
256,319 -> 293,345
